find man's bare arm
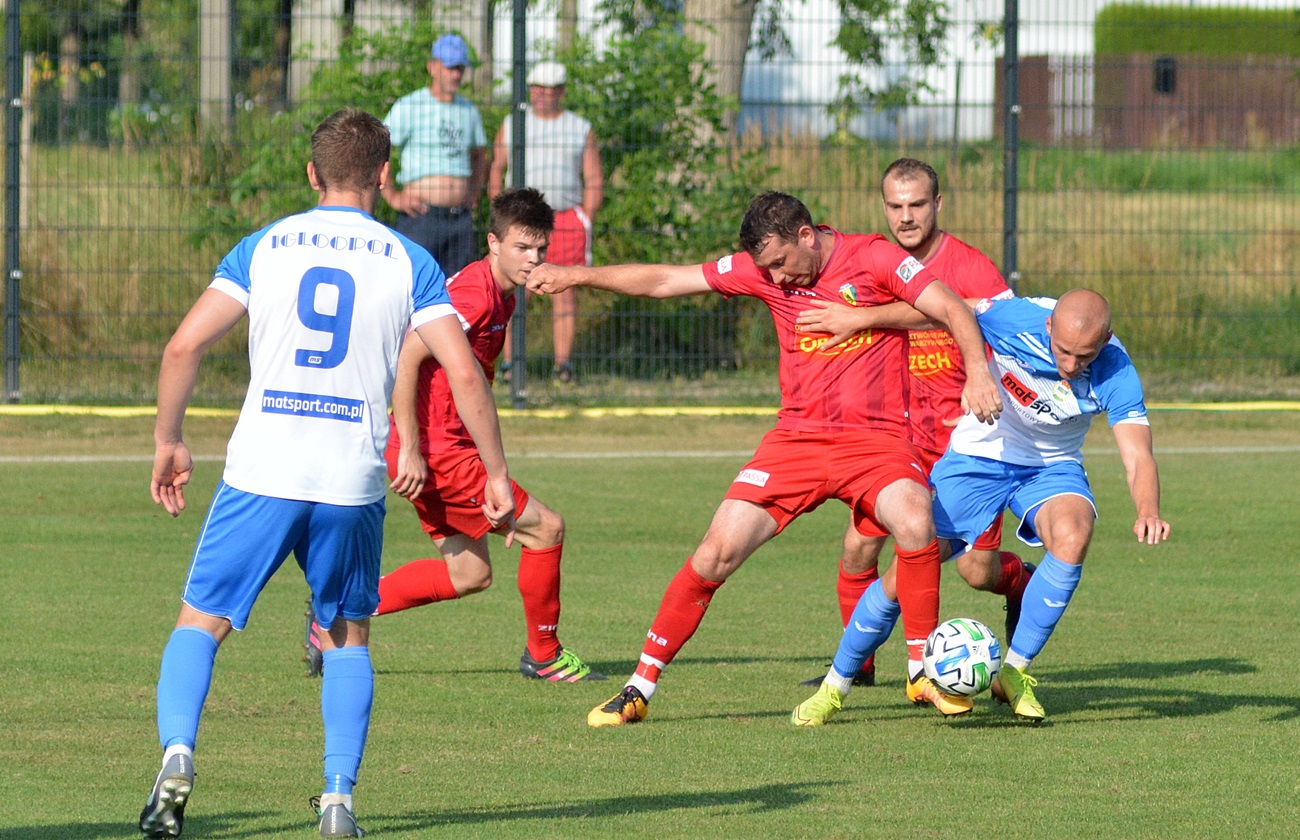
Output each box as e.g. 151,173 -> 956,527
1113,422 -> 1170,545
528,262 -> 711,299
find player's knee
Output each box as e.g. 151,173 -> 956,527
453,567 -> 493,595
536,507 -> 565,546
690,542 -> 741,581
1045,525 -> 1092,564
875,485 -> 936,550
888,514 -> 937,552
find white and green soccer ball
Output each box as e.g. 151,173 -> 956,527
922,618 -> 1002,696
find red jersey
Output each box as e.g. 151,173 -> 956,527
906,234 -> 1010,453
702,227 -> 936,435
395,257 -> 514,454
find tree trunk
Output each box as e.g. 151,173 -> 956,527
118,0 -> 141,106
558,0 -> 578,52
274,0 -> 292,111
682,0 -> 756,137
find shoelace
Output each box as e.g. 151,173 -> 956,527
551,651 -> 590,679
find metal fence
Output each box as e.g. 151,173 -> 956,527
4,0 -> 1299,407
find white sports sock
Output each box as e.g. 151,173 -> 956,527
319,792 -> 353,811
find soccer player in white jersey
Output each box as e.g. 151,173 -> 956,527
139,108 -> 514,840
792,289 -> 1169,726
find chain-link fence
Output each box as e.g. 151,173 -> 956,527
4,0 -> 1298,406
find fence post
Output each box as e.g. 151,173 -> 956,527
4,0 -> 21,402
508,0 -> 528,409
1002,0 -> 1020,294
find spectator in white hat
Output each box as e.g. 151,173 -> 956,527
489,60 -> 604,384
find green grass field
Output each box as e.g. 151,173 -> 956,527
3,410 -> 1299,838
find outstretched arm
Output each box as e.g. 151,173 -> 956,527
153,288 -> 247,516
1113,422 -> 1170,545
528,261 -> 710,299
911,282 -> 1002,422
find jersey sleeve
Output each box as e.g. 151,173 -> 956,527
211,225 -> 276,307
383,99 -> 408,148
701,251 -> 759,299
871,238 -> 936,305
1092,342 -> 1150,427
445,272 -> 486,335
976,295 -> 1044,343
406,242 -> 456,329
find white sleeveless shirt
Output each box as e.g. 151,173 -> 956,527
500,109 -> 591,211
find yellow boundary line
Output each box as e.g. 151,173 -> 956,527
1,401 -> 1299,418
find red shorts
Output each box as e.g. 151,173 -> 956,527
724,428 -> 928,537
385,444 -> 529,540
546,207 -> 592,267
853,444 -> 1003,548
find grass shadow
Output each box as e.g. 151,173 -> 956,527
369,781 -> 835,831
0,810 -> 286,840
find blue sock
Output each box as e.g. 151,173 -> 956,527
321,647 -> 373,793
831,579 -> 900,680
157,626 -> 219,750
1009,553 -> 1083,662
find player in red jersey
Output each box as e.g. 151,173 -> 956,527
527,191 -> 1003,725
303,188 -> 605,683
794,159 -> 1034,692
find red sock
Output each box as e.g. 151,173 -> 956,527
375,559 -> 459,616
518,543 -> 563,662
633,559 -> 724,684
837,561 -> 879,674
990,551 -> 1029,600
894,540 -> 941,663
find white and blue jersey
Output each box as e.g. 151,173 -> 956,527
947,296 -> 1150,466
933,296 -> 1150,548
211,205 -> 457,506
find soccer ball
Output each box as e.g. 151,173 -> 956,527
922,618 -> 1002,696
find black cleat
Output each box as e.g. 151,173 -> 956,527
139,752 -> 194,838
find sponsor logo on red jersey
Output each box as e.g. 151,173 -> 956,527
797,331 -> 873,356
716,254 -> 734,274
838,283 -> 858,305
909,350 -> 956,376
896,256 -> 924,283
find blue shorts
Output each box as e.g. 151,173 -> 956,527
182,481 -> 385,630
930,453 -> 1096,550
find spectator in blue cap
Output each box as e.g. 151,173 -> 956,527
381,33 -> 487,276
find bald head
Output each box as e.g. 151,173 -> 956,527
1046,289 -> 1113,379
1055,289 -> 1111,335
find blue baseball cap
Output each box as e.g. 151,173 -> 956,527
431,34 -> 469,68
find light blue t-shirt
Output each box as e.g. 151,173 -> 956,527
384,89 -> 487,183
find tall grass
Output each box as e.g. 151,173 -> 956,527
12,135 -> 1300,404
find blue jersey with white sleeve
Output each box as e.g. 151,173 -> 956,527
947,296 -> 1149,466
210,206 -> 456,505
